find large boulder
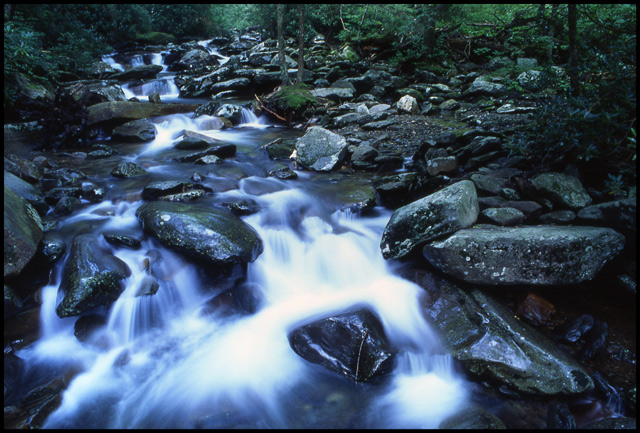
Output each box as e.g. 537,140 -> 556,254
56,234 -> 131,318
380,180 -> 479,260
421,274 -> 594,396
110,64 -> 163,81
423,225 -> 625,285
464,79 -> 508,97
295,126 -> 348,172
288,309 -> 394,382
4,186 -> 43,277
136,201 -> 263,266
87,101 -> 200,125
310,87 -> 355,101
531,172 -> 592,209
577,197 -> 636,231
111,118 -> 157,142
397,95 -> 419,114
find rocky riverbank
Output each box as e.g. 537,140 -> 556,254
4,28 -> 636,429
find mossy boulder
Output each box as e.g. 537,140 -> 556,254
56,234 -> 131,318
136,201 -> 263,266
423,225 -> 625,285
422,275 -> 594,396
380,180 -> 479,260
4,186 -> 43,277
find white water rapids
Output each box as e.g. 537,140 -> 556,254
15,83 -> 469,428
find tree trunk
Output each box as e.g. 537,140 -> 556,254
277,4 -> 290,86
423,4 -> 451,56
546,4 -> 559,63
297,4 -> 305,84
568,4 -> 579,95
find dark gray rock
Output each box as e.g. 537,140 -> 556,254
381,180 -> 479,260
4,186 -> 43,277
56,234 -> 131,318
295,126 -> 348,172
422,276 -> 594,395
531,172 -> 592,209
423,225 -> 625,285
288,309 -> 394,382
136,201 -> 263,266
112,118 -> 157,142
111,161 -> 148,178
577,197 -> 636,230
480,207 -> 525,226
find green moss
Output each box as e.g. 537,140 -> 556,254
274,83 -> 319,111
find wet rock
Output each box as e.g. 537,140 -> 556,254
5,284 -> 24,317
4,170 -> 48,216
516,293 -> 556,326
577,197 -> 636,231
110,64 -> 163,81
421,276 -> 594,396
87,101 -> 200,125
580,320 -> 608,360
220,199 -> 260,216
531,172 -> 592,209
4,186 -> 43,277
112,118 -> 157,142
174,137 -> 211,150
111,161 -> 149,178
268,163 -> 298,180
288,309 -> 394,382
175,144 -> 237,162
440,406 -> 506,429
57,234 -> 131,318
582,417 -> 636,429
141,180 -> 192,200
554,314 -> 595,344
264,138 -> 296,160
423,225 -> 625,285
194,155 -> 223,165
74,314 -> 107,342
426,156 -> 458,177
103,232 -> 142,249
538,210 -> 577,224
381,180 -> 479,260
546,401 -> 577,429
480,207 -> 525,226
52,196 -> 82,216
295,126 -> 348,172
136,201 -> 263,266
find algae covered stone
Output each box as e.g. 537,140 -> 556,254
423,225 -> 625,285
380,180 -> 479,260
136,201 -> 263,266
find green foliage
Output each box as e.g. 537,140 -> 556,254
505,4 -> 636,175
135,32 -> 176,45
4,14 -> 48,76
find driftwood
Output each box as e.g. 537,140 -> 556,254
255,94 -> 287,123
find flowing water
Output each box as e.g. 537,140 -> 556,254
14,55 -> 471,428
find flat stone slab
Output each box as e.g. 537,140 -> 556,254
423,225 -> 625,285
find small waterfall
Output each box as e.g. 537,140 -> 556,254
101,54 -> 125,72
130,54 -> 144,67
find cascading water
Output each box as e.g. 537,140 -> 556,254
14,59 -> 470,429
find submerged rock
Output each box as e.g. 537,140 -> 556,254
56,234 -> 131,318
288,309 -> 394,382
380,180 -> 479,260
423,225 -> 625,285
136,201 -> 263,266
421,276 -> 594,396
